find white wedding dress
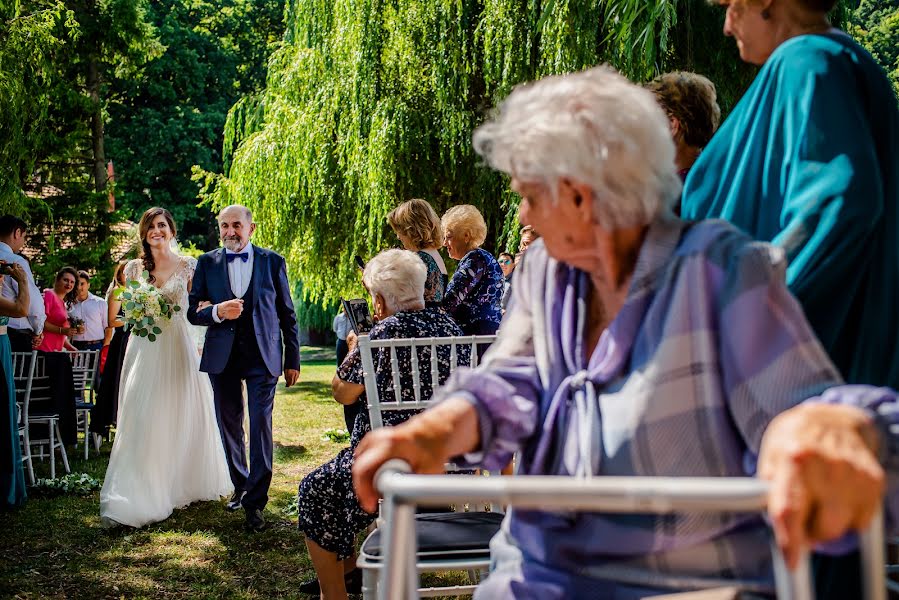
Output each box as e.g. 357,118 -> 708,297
100,256 -> 233,528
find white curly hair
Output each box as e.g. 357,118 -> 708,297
472,66 -> 681,229
362,249 -> 427,312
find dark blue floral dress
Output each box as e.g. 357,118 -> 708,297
417,250 -> 446,305
297,307 -> 469,559
443,248 -> 503,335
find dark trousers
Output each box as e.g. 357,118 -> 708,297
208,352 -> 277,512
7,328 -> 33,352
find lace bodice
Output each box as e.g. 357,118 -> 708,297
124,256 -> 196,315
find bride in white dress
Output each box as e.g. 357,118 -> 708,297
101,207 -> 233,528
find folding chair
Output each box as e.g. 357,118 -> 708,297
17,352 -> 70,479
12,351 -> 36,484
374,461 -> 887,600
71,349 -> 101,459
356,334 -> 502,599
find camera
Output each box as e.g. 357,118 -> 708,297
0,262 -> 15,275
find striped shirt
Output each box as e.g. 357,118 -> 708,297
434,217 -> 898,597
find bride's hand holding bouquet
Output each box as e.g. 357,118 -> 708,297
117,271 -> 182,342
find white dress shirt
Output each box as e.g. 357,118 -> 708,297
71,292 -> 109,341
212,243 -> 254,323
0,241 -> 46,333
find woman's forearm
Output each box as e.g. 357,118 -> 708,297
408,396 -> 481,462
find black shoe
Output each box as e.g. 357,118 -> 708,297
226,490 -> 245,512
297,568 -> 362,596
345,568 -> 362,594
244,508 -> 266,532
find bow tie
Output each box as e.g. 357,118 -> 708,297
226,252 -> 249,263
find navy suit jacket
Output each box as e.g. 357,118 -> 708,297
187,246 -> 301,377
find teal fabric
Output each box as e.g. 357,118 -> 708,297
0,317 -> 26,507
682,32 -> 899,387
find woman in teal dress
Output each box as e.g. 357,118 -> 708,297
0,263 -> 32,509
682,0 -> 899,389
680,2 -> 899,597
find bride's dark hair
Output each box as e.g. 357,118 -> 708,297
137,207 -> 177,283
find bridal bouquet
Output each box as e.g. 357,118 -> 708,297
119,273 -> 181,342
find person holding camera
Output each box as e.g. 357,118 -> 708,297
38,267 -> 78,353
0,216 -> 46,352
0,261 -> 31,508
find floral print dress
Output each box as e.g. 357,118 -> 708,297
417,250 -> 446,305
443,248 -> 504,335
297,307 -> 469,559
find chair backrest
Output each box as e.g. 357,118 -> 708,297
70,349 -> 100,400
374,462 -> 887,600
11,351 -> 36,427
359,335 -> 496,430
11,351 -> 50,420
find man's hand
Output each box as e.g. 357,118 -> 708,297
759,403 -> 885,569
7,263 -> 26,284
197,301 -> 212,311
31,333 -> 42,350
216,299 -> 244,320
284,368 -> 300,387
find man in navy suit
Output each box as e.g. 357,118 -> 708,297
188,205 -> 301,532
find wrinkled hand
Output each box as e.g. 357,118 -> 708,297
284,368 -> 300,387
346,331 -> 358,353
759,403 -> 884,569
353,421 -> 451,513
216,299 -> 244,320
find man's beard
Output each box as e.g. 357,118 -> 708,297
222,236 -> 244,251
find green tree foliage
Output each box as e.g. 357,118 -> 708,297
852,0 -> 899,98
0,1 -> 76,211
1,0 -> 159,281
27,190 -> 124,286
105,0 -> 286,248
199,0 -> 762,305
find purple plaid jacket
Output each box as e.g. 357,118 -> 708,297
432,217 -> 899,597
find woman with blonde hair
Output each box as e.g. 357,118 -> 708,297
441,204 -> 503,336
387,198 -> 448,304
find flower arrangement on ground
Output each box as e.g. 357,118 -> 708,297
118,273 -> 181,341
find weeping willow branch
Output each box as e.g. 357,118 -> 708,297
197,0 -> 718,305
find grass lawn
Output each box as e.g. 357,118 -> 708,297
3,347 -> 364,599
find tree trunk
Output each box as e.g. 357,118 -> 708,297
88,57 -> 106,193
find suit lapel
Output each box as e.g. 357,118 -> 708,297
215,248 -> 234,299
252,248 -> 265,309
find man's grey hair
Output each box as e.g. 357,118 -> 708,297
219,204 -> 253,223
362,249 -> 427,313
472,66 -> 681,229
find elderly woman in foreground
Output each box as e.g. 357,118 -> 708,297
353,67 -> 897,599
297,249 -> 468,599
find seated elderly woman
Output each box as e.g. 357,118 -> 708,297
353,67 -> 896,599
441,204 -> 504,336
297,248 -> 468,599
